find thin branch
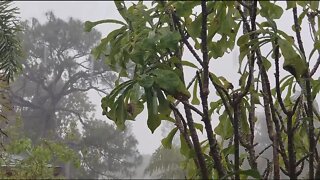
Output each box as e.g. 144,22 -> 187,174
180,101 -> 204,117
171,12 -> 203,67
274,37 -> 289,115
255,144 -> 272,160
293,6 -> 315,179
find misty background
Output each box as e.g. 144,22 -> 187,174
11,1 -> 320,179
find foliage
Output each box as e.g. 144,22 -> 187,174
0,117 -> 80,179
88,1 -> 320,179
10,12 -> 113,140
0,1 -> 22,81
71,120 -> 142,179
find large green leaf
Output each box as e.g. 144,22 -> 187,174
259,1 -> 284,20
145,87 -> 161,133
152,69 -> 191,99
278,38 -> 307,78
138,75 -> 154,88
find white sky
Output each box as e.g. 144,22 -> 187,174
14,1 -> 320,155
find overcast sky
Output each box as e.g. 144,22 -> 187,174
14,1 -> 320,155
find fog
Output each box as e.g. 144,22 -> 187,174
15,1 -> 164,155
9,1 -> 320,179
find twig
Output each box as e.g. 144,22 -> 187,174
171,12 -> 204,67
255,144 -> 272,160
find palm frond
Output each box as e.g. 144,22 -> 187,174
0,1 -> 22,81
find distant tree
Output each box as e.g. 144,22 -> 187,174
144,145 -> 186,179
8,12 -> 142,179
10,12 -> 115,140
69,120 -> 142,179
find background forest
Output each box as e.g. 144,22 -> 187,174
1,1 -> 320,179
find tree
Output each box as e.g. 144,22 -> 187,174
0,3 -> 79,179
8,12 -> 142,178
0,1 -> 23,140
10,12 -> 114,140
0,1 -> 22,81
88,1 -> 320,179
70,120 -> 142,179
144,121 -> 186,179
144,145 -> 186,179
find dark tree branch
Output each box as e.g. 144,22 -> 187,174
274,37 -> 289,115
171,12 -> 204,67
293,6 -> 315,179
180,101 -> 203,117
233,92 -> 241,180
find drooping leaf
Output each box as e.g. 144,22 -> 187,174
152,69 -> 191,99
161,127 -> 178,149
84,19 -> 127,32
157,89 -> 171,115
145,87 -> 160,133
278,38 -> 307,78
191,79 -> 200,105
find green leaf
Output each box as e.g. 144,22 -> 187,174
240,102 -> 250,134
188,14 -> 202,39
161,127 -> 178,149
214,112 -> 233,139
174,2 -> 200,18
159,31 -> 181,50
169,57 -> 198,69
84,19 -> 126,32
139,75 -> 154,88
278,38 -> 307,78
309,41 -> 320,60
157,89 -> 171,115
239,170 -> 262,179
146,87 -> 160,133
194,122 -> 203,133
259,1 -> 283,20
180,134 -> 192,158
312,79 -> 320,99
237,33 -> 250,47
310,1 -> 319,11
286,1 -> 296,9
191,79 -> 200,105
262,57 -> 271,71
209,99 -> 222,116
252,92 -> 261,105
297,1 -> 308,8
115,95 -> 126,130
221,145 -> 235,156
152,69 -> 191,99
